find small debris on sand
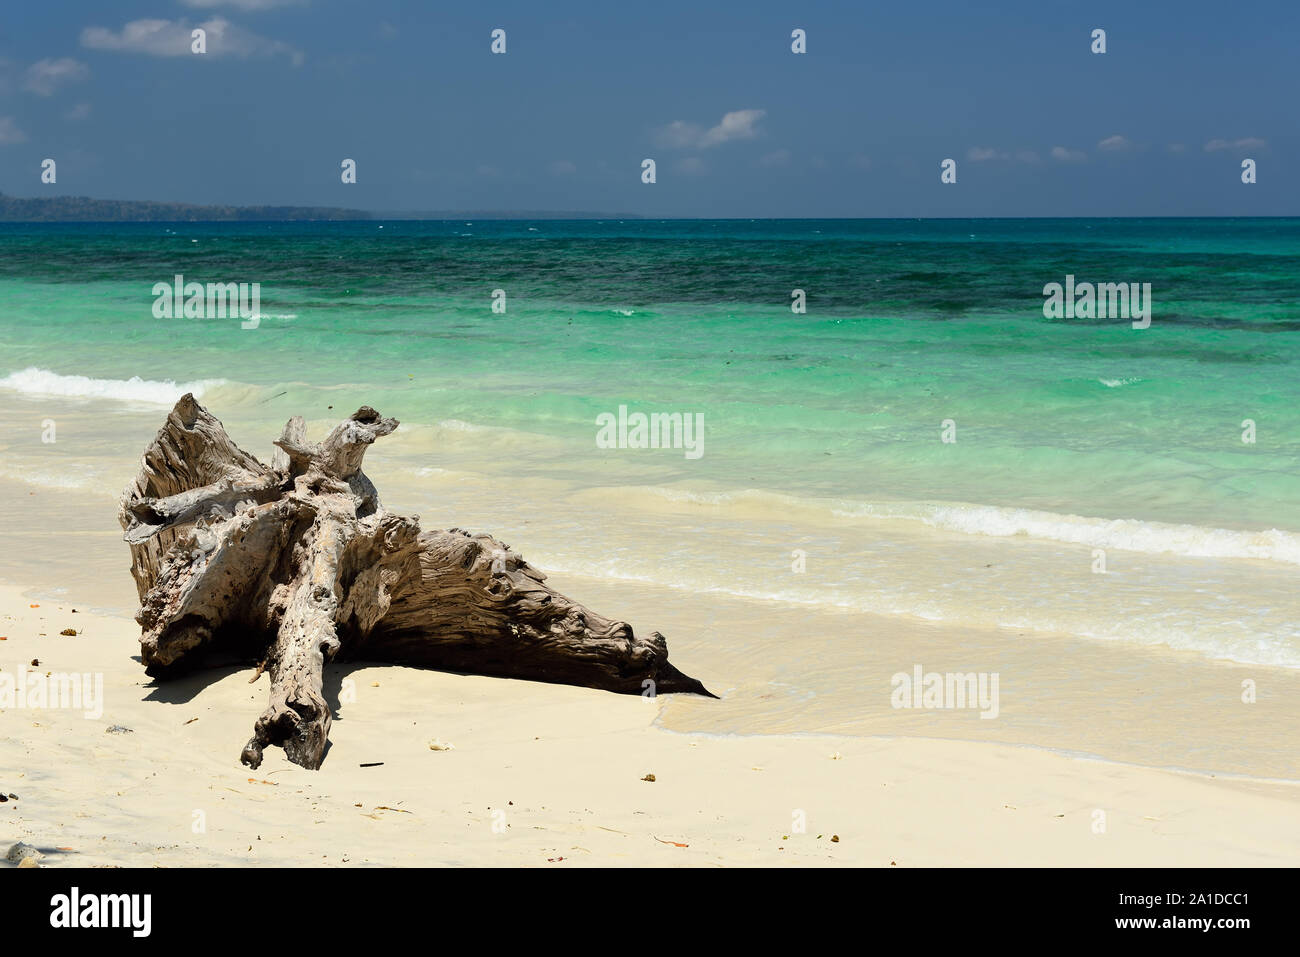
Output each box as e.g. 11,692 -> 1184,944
641,773 -> 656,782
5,842 -> 42,864
59,628 -> 77,636
427,739 -> 455,751
654,836 -> 688,847
105,725 -> 133,734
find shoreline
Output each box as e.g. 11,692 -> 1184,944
3,472 -> 1300,782
3,386 -> 1299,677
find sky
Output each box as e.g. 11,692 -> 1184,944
0,0 -> 1295,217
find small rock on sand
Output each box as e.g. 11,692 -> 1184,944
427,739 -> 455,751
105,725 -> 133,734
5,842 -> 42,864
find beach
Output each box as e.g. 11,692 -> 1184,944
2,218 -> 1299,867
3,586 -> 1300,868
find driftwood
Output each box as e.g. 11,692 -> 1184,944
119,396 -> 712,769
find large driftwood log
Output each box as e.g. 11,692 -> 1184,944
119,396 -> 712,770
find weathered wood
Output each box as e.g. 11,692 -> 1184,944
120,396 -> 712,769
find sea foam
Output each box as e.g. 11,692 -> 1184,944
595,483 -> 1300,566
834,500 -> 1300,566
0,367 -> 227,404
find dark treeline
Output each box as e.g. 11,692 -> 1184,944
0,193 -> 373,222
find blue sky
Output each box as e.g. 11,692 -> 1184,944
0,0 -> 1295,216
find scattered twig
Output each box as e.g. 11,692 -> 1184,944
653,836 -> 689,848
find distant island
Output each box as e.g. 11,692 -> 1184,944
0,193 -> 372,223
0,193 -> 642,223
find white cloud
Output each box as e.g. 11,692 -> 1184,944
66,102 -> 92,121
1050,146 -> 1086,162
701,109 -> 764,147
1166,143 -> 1186,154
675,156 -> 707,176
656,120 -> 700,149
23,57 -> 89,96
1097,134 -> 1130,151
758,149 -> 791,168
81,18 -> 303,65
549,160 -> 577,175
0,117 -> 28,145
967,147 -> 1039,163
1204,137 -> 1266,152
656,109 -> 765,150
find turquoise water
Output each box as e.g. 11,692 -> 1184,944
2,218 -> 1299,667
2,218 -> 1297,526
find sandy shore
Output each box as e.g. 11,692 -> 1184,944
2,585 -> 1298,867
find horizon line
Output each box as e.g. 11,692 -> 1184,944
2,214 -> 1299,224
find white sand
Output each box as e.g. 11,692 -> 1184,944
3,586 -> 1298,867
